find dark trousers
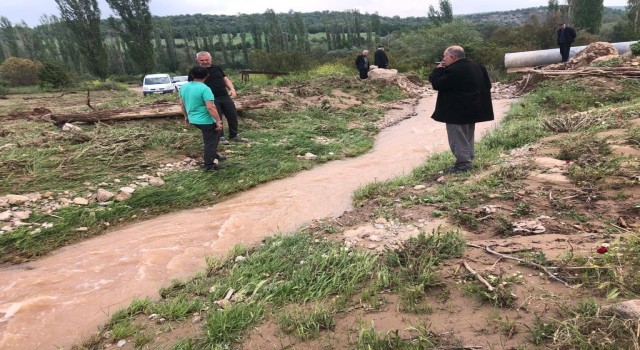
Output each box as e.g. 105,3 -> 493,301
214,96 -> 239,139
192,123 -> 222,167
559,43 -> 571,62
446,123 -> 475,170
358,68 -> 368,79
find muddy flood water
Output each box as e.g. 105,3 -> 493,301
0,95 -> 512,349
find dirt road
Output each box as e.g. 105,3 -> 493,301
0,95 -> 513,349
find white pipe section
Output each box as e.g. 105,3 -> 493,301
504,41 -> 638,69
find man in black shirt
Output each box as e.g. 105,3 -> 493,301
557,23 -> 577,62
374,45 -> 389,69
193,51 -> 248,143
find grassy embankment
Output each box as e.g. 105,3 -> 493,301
0,64 -> 408,263
77,76 -> 640,349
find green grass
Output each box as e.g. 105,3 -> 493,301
277,306 -> 336,340
85,227 -> 469,349
0,81 -> 387,262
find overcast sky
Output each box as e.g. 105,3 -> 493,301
1,0 -> 629,27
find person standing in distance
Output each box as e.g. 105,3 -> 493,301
191,51 -> 248,143
374,45 -> 389,69
355,50 -> 370,79
557,23 -> 577,62
429,45 -> 494,174
179,66 -> 224,171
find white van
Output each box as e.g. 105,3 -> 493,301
142,73 -> 175,96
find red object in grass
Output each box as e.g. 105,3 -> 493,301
596,246 -> 608,254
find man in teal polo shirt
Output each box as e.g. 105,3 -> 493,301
179,66 -> 224,171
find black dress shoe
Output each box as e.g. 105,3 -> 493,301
441,166 -> 470,174
202,164 -> 219,171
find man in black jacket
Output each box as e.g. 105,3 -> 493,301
374,45 -> 389,69
429,46 -> 494,174
557,23 -> 577,62
355,50 -> 370,79
192,51 -> 248,143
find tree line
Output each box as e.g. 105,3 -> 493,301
0,0 -> 639,87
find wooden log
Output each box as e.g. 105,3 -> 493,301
48,100 -> 267,123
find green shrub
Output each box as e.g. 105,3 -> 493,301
0,57 -> 42,86
631,41 -> 640,56
38,62 -> 72,88
78,79 -> 128,91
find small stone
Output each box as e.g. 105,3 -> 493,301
192,315 -> 202,324
113,179 -> 121,183
369,235 -> 382,242
5,195 -> 29,205
96,189 -> 115,202
375,217 -> 388,224
303,152 -> 317,160
148,177 -> 165,186
114,192 -> 132,202
413,184 -> 427,190
148,313 -> 159,320
76,227 -> 89,232
1,225 -> 13,232
120,187 -> 135,194
116,339 -> 126,347
373,224 -> 384,229
235,255 -> 246,263
43,191 -> 54,198
0,210 -> 11,221
73,197 -> 89,205
62,123 -> 82,132
12,211 -> 31,220
602,300 -> 640,319
215,299 -> 230,309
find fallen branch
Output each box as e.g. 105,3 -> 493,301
467,243 -> 571,288
86,90 -> 95,110
462,260 -> 494,292
523,67 -> 640,79
49,100 -> 260,123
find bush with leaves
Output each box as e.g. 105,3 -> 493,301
0,57 -> 42,87
38,62 -> 72,88
631,41 -> 640,56
390,20 -> 484,71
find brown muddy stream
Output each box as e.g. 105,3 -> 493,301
0,95 -> 511,349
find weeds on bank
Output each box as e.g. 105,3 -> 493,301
528,299 -> 640,349
627,125 -> 640,146
558,234 -> 640,298
89,233 -> 375,348
0,101 -> 384,262
387,230 -> 465,313
356,324 -> 439,349
463,271 -> 524,307
277,306 -> 336,340
87,229 -> 469,349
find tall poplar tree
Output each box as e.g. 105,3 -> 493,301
264,9 -> 285,52
573,0 -> 604,33
106,0 -> 155,73
629,0 -> 640,37
55,0 -> 108,78
0,17 -> 21,58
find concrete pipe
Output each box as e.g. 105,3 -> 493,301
504,41 -> 638,71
